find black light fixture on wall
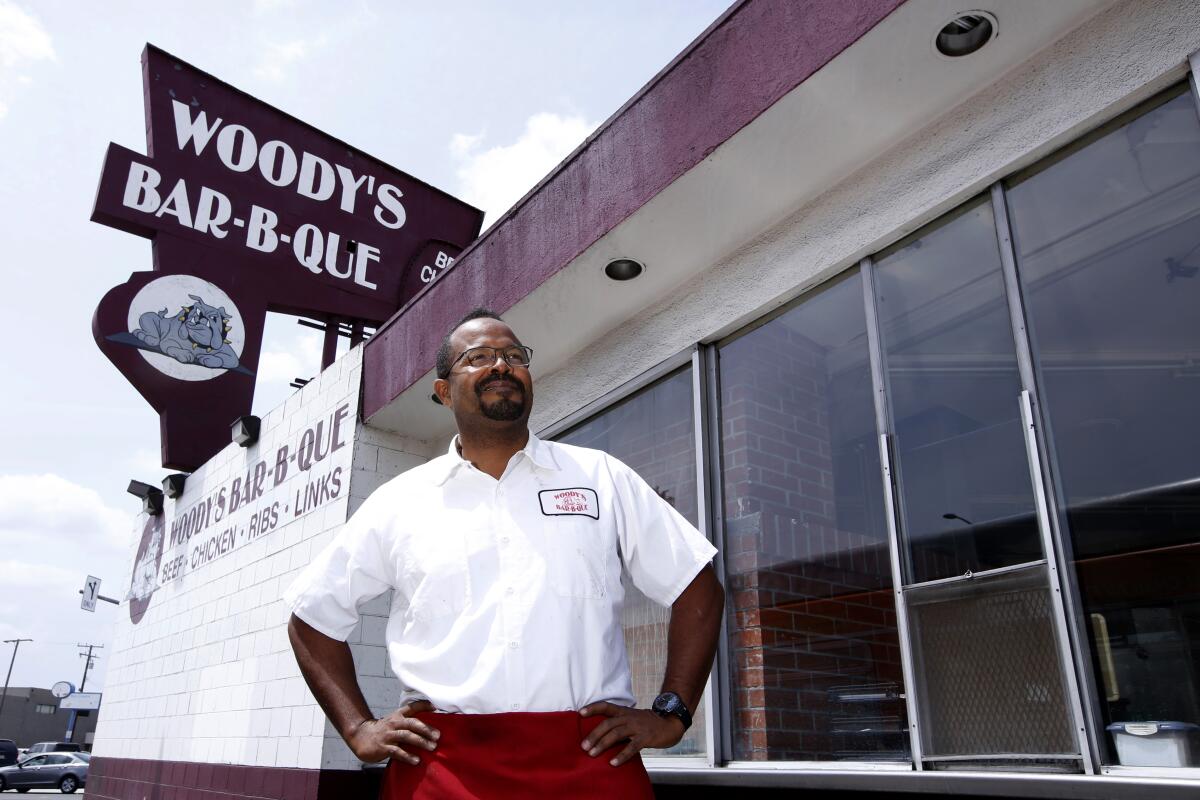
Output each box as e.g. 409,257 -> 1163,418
127,480 -> 164,516
231,415 -> 261,447
162,473 -> 188,499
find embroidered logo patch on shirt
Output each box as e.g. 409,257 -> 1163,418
539,487 -> 600,519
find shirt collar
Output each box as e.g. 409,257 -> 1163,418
431,430 -> 559,486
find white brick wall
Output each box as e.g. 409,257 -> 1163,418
316,423 -> 435,770
93,346 -> 444,772
94,347 -> 371,770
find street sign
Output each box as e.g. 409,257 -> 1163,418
80,576 -> 101,612
51,681 -> 75,698
60,692 -> 102,711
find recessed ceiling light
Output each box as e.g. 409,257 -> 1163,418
935,12 -> 996,58
604,258 -> 645,281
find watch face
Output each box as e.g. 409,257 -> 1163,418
654,692 -> 681,715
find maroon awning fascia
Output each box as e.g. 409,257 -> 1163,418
363,0 -> 906,422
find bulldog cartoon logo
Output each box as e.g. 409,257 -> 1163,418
133,294 -> 239,369
105,274 -> 252,380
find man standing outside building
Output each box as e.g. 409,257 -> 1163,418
285,309 -> 724,798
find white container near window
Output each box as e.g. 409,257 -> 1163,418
1107,722 -> 1200,767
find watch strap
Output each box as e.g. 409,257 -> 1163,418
652,691 -> 693,731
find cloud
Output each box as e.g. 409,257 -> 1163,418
253,38 -> 318,83
126,448 -> 169,485
257,328 -> 323,385
252,0 -> 294,13
451,112 -> 598,225
0,474 -> 132,553
0,474 -> 133,690
257,348 -> 306,385
252,322 -> 326,416
0,1 -> 55,119
0,559 -> 76,590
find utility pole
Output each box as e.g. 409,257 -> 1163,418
77,644 -> 102,692
66,644 -> 102,743
0,638 -> 33,721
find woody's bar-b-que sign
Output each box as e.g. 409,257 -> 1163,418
126,400 -> 354,625
92,45 -> 483,471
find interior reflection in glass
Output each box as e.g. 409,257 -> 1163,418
557,368 -> 706,756
1007,89 -> 1200,763
873,201 -> 1043,584
719,270 -> 909,762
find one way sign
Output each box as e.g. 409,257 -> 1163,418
81,576 -> 101,612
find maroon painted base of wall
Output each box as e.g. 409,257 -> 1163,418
88,756 -> 1013,799
86,756 -> 382,800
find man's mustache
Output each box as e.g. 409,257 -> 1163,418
476,375 -> 523,396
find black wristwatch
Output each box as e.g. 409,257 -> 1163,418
651,691 -> 692,731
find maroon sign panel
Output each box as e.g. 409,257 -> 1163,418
92,45 -> 483,471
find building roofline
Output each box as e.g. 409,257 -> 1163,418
364,0 -> 906,420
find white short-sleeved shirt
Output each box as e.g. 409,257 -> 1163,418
284,432 -> 716,714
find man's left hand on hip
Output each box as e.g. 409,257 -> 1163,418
579,701 -> 686,766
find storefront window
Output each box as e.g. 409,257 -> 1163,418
872,199 -> 1043,584
718,270 -> 909,762
556,366 -> 706,756
1007,88 -> 1200,767
872,199 -> 1077,764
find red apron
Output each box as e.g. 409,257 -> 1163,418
379,711 -> 655,799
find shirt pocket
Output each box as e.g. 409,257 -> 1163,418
543,515 -> 608,600
403,529 -> 471,623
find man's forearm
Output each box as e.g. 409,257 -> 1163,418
288,613 -> 374,742
662,564 -> 725,713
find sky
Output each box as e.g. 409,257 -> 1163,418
0,0 -> 730,695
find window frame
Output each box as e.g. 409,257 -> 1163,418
538,344 -> 720,768
710,263 -> 921,770
999,75 -> 1200,780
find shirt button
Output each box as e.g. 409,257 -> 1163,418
505,587 -> 514,595
500,536 -> 510,545
511,703 -> 520,710
509,641 -> 518,649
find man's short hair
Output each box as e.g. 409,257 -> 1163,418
436,308 -> 505,379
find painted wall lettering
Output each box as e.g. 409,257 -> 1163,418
165,403 -> 351,552
150,400 -> 351,591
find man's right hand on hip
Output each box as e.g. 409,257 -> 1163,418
350,700 -> 440,765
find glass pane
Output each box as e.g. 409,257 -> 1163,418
719,270 -> 909,762
557,366 -> 705,756
1008,88 -> 1200,766
873,200 -> 1043,583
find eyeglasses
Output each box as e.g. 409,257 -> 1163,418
451,345 -> 534,370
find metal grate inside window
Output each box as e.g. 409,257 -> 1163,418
907,566 -> 1078,761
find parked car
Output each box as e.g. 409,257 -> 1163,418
0,740 -> 15,768
0,751 -> 88,793
23,742 -> 81,756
